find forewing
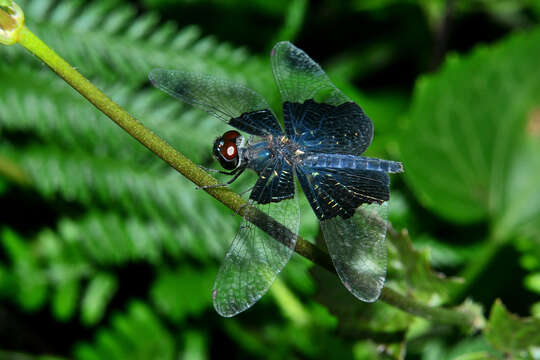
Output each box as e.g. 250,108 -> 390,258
321,202 -> 388,302
271,41 -> 349,106
212,184 -> 299,317
149,69 -> 282,136
271,42 -> 373,155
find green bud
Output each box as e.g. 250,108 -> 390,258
0,1 -> 24,45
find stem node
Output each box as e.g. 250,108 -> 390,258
0,1 -> 24,45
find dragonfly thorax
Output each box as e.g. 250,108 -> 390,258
245,135 -> 301,175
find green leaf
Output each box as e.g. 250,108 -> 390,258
182,331 -> 208,360
81,273 -> 118,326
532,302 -> 540,318
150,266 -> 215,322
485,300 -> 540,356
524,272 -> 540,294
497,139 -> 540,239
74,301 -> 175,360
10,0 -> 272,94
1,228 -> 48,310
311,261 -> 411,337
1,227 -> 31,264
387,229 -> 463,303
271,0 -> 307,45
52,279 -> 80,321
401,27 -> 540,224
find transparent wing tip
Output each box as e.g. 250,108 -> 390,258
336,257 -> 386,302
343,275 -> 385,303
212,288 -> 251,318
271,41 -> 294,57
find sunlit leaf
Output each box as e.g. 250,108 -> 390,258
74,301 -> 175,360
497,139 -> 540,240
402,27 -> 540,224
0,228 -> 48,310
485,300 -> 540,356
150,266 -> 215,322
52,279 -> 80,321
81,273 -> 118,326
387,229 -> 463,303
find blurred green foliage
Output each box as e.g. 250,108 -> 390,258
1,0 -> 540,359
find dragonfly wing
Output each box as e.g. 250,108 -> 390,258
250,157 -> 295,204
321,202 -> 388,302
149,69 -> 282,136
295,165 -> 389,220
270,42 -> 373,154
271,41 -> 349,106
212,182 -> 299,317
295,165 -> 389,301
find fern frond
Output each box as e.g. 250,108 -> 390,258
150,265 -> 216,322
0,228 -> 112,324
0,62 -> 233,163
0,0 -> 295,339
2,144 -> 240,227
7,0 -> 276,101
0,228 -> 48,311
73,301 -> 175,360
57,211 -> 230,265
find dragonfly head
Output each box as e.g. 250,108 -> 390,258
213,130 -> 244,170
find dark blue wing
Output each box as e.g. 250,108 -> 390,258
295,165 -> 389,220
283,100 -> 373,155
250,158 -> 295,204
271,42 -> 373,155
149,69 -> 283,136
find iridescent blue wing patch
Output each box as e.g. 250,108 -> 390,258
250,158 -> 295,204
271,42 -> 373,155
295,165 -> 389,220
283,100 -> 373,156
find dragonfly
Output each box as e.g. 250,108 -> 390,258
149,41 -> 403,317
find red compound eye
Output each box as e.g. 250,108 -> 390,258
213,130 -> 241,170
222,130 -> 241,142
220,130 -> 240,159
221,143 -> 237,160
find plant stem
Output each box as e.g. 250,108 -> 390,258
16,25 -> 478,330
381,287 -> 471,327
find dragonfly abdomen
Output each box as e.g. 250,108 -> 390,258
302,154 -> 403,173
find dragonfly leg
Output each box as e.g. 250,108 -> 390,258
198,165 -> 238,175
198,165 -> 247,190
239,186 -> 254,197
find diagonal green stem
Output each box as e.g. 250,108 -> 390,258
14,25 -> 480,330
